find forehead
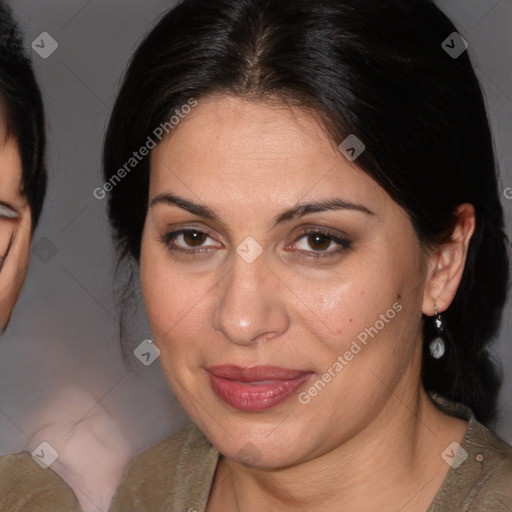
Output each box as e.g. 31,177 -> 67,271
160,95 -> 334,157
149,95 -> 388,211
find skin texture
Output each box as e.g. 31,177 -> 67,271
140,96 -> 475,511
0,130 -> 32,331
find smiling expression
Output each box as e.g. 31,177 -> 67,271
0,130 -> 32,331
140,95 -> 431,468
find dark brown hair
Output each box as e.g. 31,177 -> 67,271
103,0 -> 510,426
0,2 -> 47,229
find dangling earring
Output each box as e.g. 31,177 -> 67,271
429,304 -> 446,359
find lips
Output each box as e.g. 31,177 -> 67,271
206,365 -> 313,412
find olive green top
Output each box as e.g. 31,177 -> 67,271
109,395 -> 512,511
0,451 -> 81,511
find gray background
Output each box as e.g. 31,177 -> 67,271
0,0 -> 510,510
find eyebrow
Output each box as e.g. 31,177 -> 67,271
150,193 -> 376,227
151,193 -> 222,223
273,198 -> 376,226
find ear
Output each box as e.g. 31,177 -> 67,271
422,203 -> 475,316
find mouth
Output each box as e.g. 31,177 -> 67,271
206,365 -> 313,412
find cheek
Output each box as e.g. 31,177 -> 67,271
140,242 -> 213,361
282,265 -> 402,347
283,246 -> 424,367
0,226 -> 30,329
139,221 -> 425,373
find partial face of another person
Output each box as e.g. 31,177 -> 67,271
140,96 -> 438,468
0,125 -> 31,331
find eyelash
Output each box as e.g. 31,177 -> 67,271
160,227 -> 352,260
0,203 -> 19,220
288,228 -> 352,260
159,228 -> 220,256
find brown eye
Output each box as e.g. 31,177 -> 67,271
183,230 -> 208,246
307,233 -> 332,251
290,229 -> 352,260
162,228 -> 222,255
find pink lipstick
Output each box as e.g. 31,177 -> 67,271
206,365 -> 313,412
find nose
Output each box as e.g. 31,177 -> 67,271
212,255 -> 290,346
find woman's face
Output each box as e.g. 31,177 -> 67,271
141,96 -> 432,467
0,130 -> 31,331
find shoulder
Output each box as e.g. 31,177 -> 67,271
429,394 -> 512,511
0,451 -> 81,512
466,421 -> 512,510
118,423 -> 215,480
109,423 -> 219,512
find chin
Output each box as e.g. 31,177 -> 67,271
199,412 -> 309,468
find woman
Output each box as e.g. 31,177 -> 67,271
104,0 -> 512,510
0,4 -> 81,511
